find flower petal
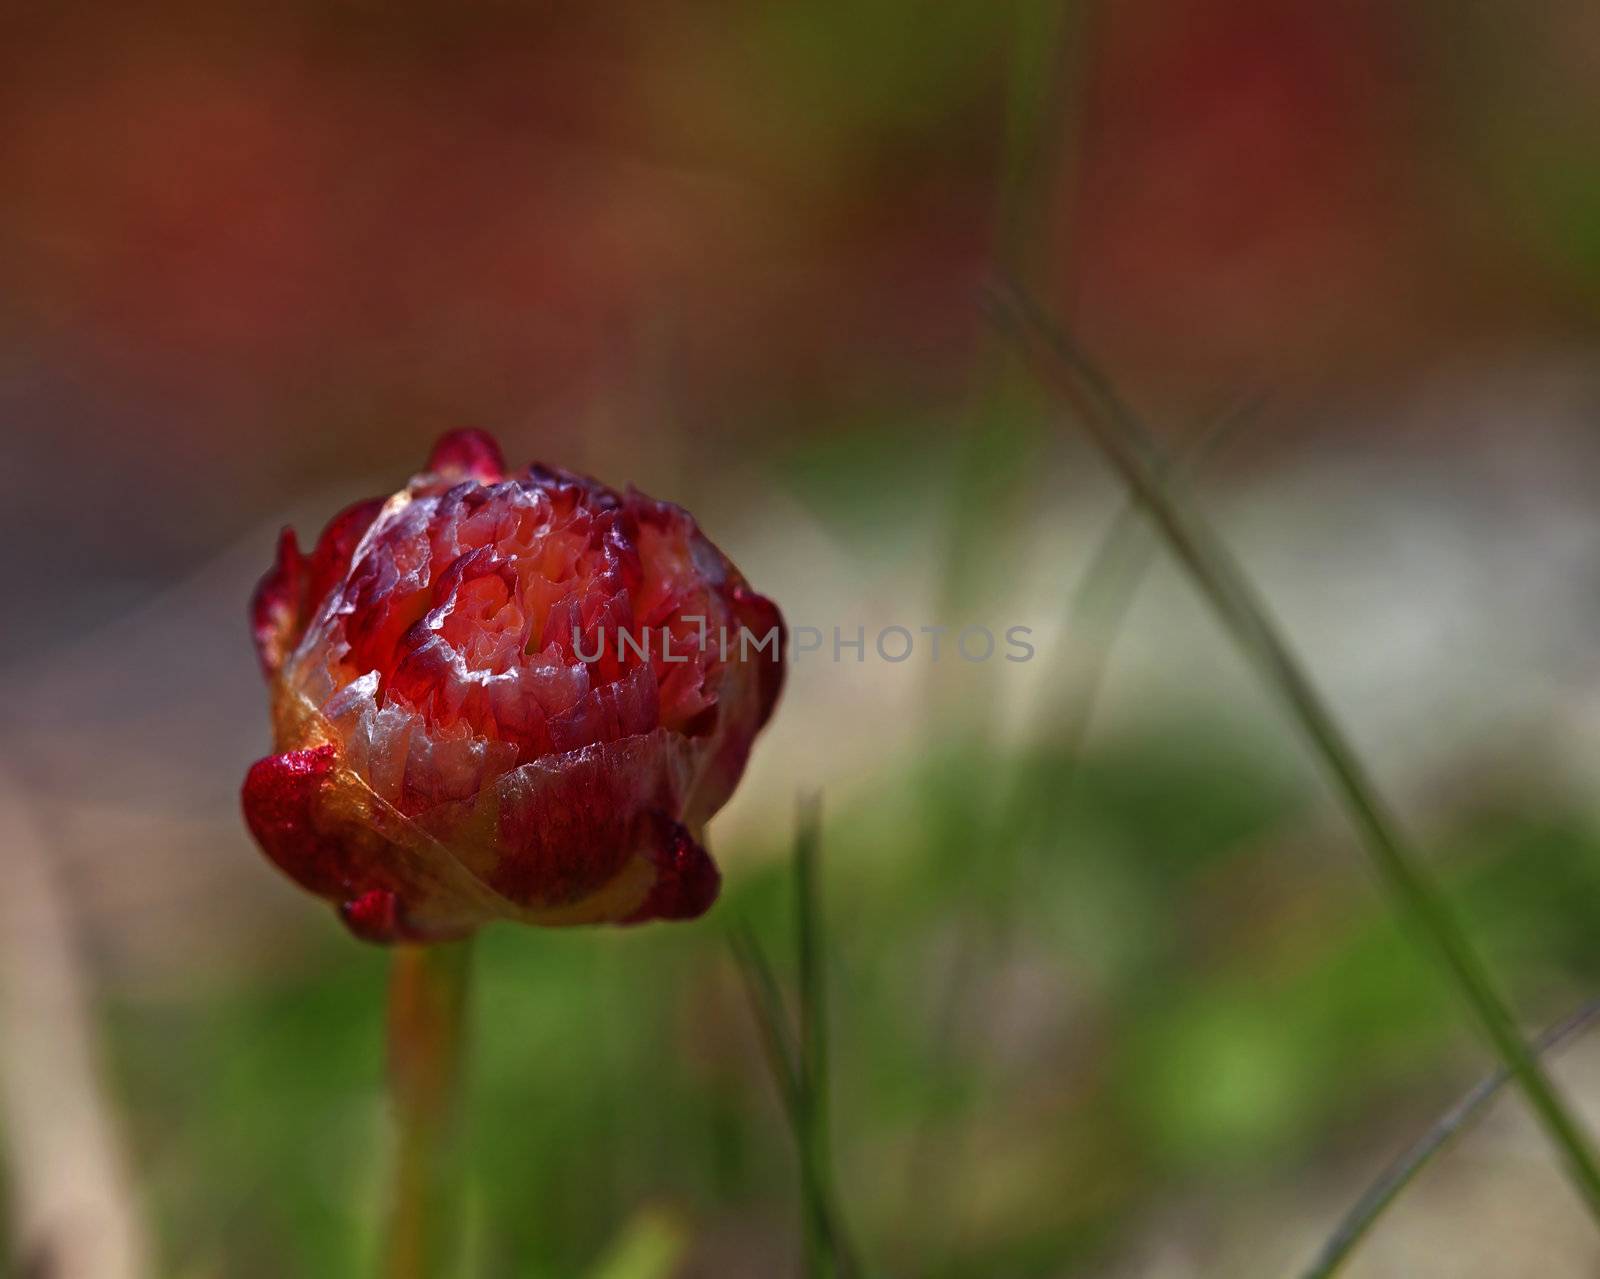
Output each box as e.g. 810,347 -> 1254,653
250,527 -> 305,679
732,585 -> 786,725
240,745 -> 348,897
304,497 -> 385,623
622,814 -> 720,923
243,745 -> 487,942
404,729 -> 696,919
340,889 -> 411,943
428,428 -> 505,483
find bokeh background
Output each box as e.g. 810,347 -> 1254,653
5,1 -> 1600,1275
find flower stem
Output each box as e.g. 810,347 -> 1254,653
385,940 -> 474,1279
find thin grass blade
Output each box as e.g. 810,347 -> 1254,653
728,800 -> 864,1278
904,394 -> 1255,1240
1304,998 -> 1600,1278
729,925 -> 802,1125
986,277 -> 1600,1227
793,793 -> 831,1279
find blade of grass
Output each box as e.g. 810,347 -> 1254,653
928,0 -> 1088,688
994,0 -> 1077,277
728,926 -> 831,1277
728,930 -> 859,1279
1303,997 -> 1600,1279
1007,390 -> 1261,829
728,799 -> 863,1279
794,794 -> 846,1279
903,394 -> 1255,1242
729,925 -> 802,1125
986,277 -> 1600,1226
902,5 -> 1092,1236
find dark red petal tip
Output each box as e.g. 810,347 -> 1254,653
622,816 -> 721,924
305,497 -> 385,619
732,586 -> 786,724
250,527 -> 305,679
241,746 -> 346,897
340,889 -> 404,943
428,429 -> 505,483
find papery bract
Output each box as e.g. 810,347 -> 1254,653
243,429 -> 784,942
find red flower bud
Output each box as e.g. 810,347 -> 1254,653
243,429 -> 784,942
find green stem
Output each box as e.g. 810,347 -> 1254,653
385,940 -> 474,1279
987,279 -> 1600,1227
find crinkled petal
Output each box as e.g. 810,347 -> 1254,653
407,728 -> 699,920
305,497 -> 385,624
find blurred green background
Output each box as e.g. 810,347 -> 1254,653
5,1 -> 1600,1276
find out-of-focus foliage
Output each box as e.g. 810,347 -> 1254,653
96,702 -> 1600,1274
7,0 -> 1600,1275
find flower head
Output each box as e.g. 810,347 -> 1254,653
243,429 -> 784,942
